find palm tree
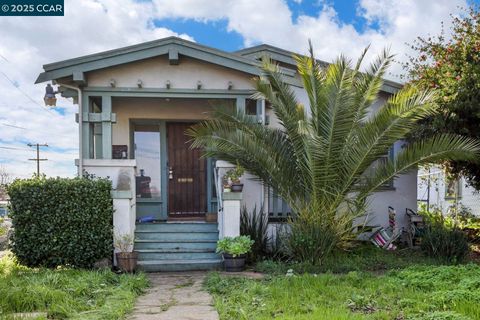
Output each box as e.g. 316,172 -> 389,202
187,44 -> 480,263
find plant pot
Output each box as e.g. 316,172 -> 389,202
116,252 -> 138,272
205,212 -> 218,223
223,187 -> 231,193
230,183 -> 243,192
223,253 -> 246,272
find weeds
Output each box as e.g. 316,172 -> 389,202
205,264 -> 480,320
0,252 -> 148,319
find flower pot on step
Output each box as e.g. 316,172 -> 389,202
223,253 -> 246,272
116,252 -> 138,272
230,183 -> 243,192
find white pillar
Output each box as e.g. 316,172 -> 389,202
222,192 -> 242,237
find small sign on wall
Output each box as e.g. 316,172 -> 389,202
112,145 -> 128,159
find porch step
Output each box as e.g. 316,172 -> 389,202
137,259 -> 223,272
135,231 -> 219,241
134,222 -> 221,272
136,222 -> 218,233
136,249 -> 220,260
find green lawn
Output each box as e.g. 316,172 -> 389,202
0,252 -> 148,319
206,248 -> 480,320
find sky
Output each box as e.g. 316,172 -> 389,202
0,0 -> 478,179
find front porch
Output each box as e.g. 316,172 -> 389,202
79,94 -> 254,270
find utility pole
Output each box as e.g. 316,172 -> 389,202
27,143 -> 48,177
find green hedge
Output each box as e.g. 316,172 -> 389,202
7,177 -> 113,268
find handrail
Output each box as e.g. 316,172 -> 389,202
214,164 -> 223,212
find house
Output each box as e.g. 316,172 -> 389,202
35,37 -> 414,271
418,167 -> 480,217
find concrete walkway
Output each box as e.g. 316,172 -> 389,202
128,272 -> 219,320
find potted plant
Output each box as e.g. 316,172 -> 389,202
224,164 -> 245,192
114,233 -> 138,272
216,235 -> 254,272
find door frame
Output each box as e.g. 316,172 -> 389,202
131,119 -> 215,221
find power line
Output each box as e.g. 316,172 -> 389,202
27,143 -> 48,176
0,145 -> 30,151
0,122 -> 27,130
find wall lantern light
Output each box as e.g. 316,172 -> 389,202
44,83 -> 58,107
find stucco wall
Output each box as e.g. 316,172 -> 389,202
87,55 -> 255,90
112,97 -> 233,147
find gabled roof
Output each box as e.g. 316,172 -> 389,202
236,44 -> 328,68
35,36 -> 297,85
36,37 -> 402,93
235,44 -> 403,93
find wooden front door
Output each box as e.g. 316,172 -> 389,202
167,122 -> 207,216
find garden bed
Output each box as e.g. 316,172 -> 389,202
0,252 -> 148,319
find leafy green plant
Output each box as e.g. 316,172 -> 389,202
406,6 -> 480,191
114,233 -> 134,253
240,205 -> 269,261
216,236 -> 254,257
7,176 -> 113,268
189,42 -> 480,265
224,164 -> 245,184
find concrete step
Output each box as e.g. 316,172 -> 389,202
137,259 -> 223,272
136,249 -> 220,261
134,240 -> 217,251
135,231 -> 219,241
135,222 -> 218,233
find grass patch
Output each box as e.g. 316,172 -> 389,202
205,264 -> 480,320
0,252 -> 148,319
255,245 -> 447,275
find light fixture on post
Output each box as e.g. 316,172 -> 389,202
166,80 -> 171,89
109,79 -> 116,88
197,80 -> 202,90
137,79 -> 143,88
44,83 -> 58,107
227,81 -> 233,90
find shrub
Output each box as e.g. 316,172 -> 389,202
282,204 -> 358,265
7,176 -> 113,268
240,205 -> 269,261
420,211 -> 469,263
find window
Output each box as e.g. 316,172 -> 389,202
267,187 -> 292,221
445,176 -> 462,200
134,125 -> 161,198
245,99 -> 257,115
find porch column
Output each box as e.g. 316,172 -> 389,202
236,96 -> 245,114
81,92 -> 91,159
101,95 -> 112,159
222,192 -> 242,237
256,99 -> 265,124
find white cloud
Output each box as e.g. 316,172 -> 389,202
152,0 -> 466,74
0,0 -> 193,179
0,0 -> 468,179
